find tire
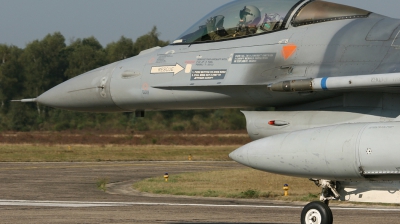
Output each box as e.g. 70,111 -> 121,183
301,201 -> 333,224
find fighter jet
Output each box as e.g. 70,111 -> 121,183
16,0 -> 400,223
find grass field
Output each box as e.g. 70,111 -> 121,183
133,168 -> 320,201
0,144 -> 236,162
0,130 -> 251,145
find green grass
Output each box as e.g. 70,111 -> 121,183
0,144 -> 237,162
133,168 -> 320,201
96,177 -> 109,192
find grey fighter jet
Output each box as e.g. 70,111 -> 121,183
17,0 -> 400,223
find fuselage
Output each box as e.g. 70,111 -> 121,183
36,0 -> 400,113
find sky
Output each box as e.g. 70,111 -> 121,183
1,0 -> 400,48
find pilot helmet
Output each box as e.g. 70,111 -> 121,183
239,5 -> 261,26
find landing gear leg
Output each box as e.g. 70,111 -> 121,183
300,180 -> 340,224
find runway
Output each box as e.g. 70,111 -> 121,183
0,162 -> 399,223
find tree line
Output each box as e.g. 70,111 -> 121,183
0,27 -> 246,132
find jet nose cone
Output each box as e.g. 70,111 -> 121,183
229,145 -> 250,166
37,63 -> 124,112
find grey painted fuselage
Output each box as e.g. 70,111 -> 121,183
36,3 -> 400,113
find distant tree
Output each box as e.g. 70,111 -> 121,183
4,102 -> 38,131
64,36 -> 107,79
0,44 -> 24,112
105,36 -> 135,63
19,32 -> 67,115
133,26 -> 169,55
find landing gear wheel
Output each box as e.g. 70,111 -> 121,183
301,201 -> 333,224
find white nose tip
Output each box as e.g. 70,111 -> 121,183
229,146 -> 250,166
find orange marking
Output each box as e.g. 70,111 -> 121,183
142,83 -> 149,91
185,60 -> 195,64
282,44 -> 297,60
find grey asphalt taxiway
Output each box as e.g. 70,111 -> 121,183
0,161 -> 399,223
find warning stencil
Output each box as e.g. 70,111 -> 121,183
191,70 -> 227,80
231,53 -> 276,64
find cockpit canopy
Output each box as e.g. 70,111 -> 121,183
292,1 -> 370,27
173,0 -> 370,44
